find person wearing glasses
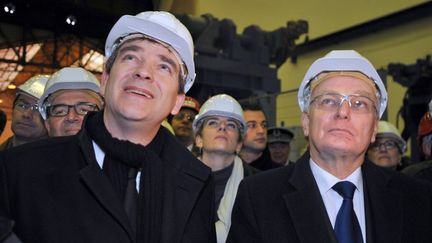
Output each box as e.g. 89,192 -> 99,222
227,50 -> 432,243
38,67 -> 103,137
170,96 -> 200,150
192,94 -> 259,243
239,103 -> 281,170
367,121 -> 406,170
0,12 -> 215,243
0,75 -> 49,150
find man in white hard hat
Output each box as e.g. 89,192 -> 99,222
0,75 -> 49,150
0,11 -> 215,243
367,121 -> 406,170
192,94 -> 259,243
227,50 -> 432,243
38,67 -> 104,137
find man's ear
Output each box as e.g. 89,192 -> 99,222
100,71 -> 109,96
370,119 -> 379,143
44,119 -> 52,137
301,112 -> 310,137
171,94 -> 185,115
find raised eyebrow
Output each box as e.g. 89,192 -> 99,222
158,55 -> 178,72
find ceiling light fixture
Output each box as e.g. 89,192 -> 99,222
66,15 -> 77,26
3,3 -> 16,14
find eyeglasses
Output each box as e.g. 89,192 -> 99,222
310,93 -> 377,114
173,112 -> 195,122
46,102 -> 99,117
204,118 -> 239,132
246,121 -> 268,129
370,140 -> 398,151
14,101 -> 39,112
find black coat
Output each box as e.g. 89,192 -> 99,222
227,152 -> 432,243
0,127 -> 216,243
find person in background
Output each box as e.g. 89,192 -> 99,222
0,11 -> 215,243
192,94 -> 259,243
367,121 -> 406,170
0,109 -> 6,136
227,50 -> 432,243
170,96 -> 200,150
402,104 -> 432,182
0,75 -> 49,150
267,127 -> 295,166
38,67 -> 103,137
239,104 -> 281,170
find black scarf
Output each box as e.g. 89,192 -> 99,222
86,111 -> 164,243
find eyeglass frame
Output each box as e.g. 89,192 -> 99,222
369,140 -> 399,152
46,102 -> 100,118
173,111 -> 196,122
203,117 -> 241,132
14,100 -> 40,112
309,92 -> 378,115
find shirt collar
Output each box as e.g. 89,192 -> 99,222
310,158 -> 363,194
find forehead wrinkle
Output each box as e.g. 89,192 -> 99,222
118,43 -> 143,55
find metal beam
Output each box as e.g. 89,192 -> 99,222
291,1 -> 432,60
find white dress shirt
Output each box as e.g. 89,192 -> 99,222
310,159 -> 366,242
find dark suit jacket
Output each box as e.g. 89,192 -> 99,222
227,152 -> 432,243
0,127 -> 215,243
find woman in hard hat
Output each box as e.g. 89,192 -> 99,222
192,94 -> 259,243
367,121 -> 407,170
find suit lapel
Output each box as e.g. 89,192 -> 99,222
363,161 -> 402,243
77,131 -> 135,242
283,155 -> 338,243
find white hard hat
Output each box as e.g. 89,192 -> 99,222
38,67 -> 101,119
105,11 -> 195,93
192,94 -> 246,135
377,120 -> 406,152
298,50 -> 388,118
17,75 -> 50,100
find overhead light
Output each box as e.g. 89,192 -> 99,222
66,15 -> 77,26
3,3 -> 16,14
7,83 -> 16,89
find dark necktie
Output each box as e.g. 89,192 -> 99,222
332,181 -> 363,243
124,168 -> 138,234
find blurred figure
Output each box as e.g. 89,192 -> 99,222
367,121 -> 406,170
267,127 -> 294,166
38,67 -> 103,137
192,94 -> 259,243
417,108 -> 432,161
239,104 -> 281,170
0,109 -> 6,136
0,75 -> 49,150
402,106 -> 432,182
170,96 -> 200,149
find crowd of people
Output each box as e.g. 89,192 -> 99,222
0,10 -> 432,243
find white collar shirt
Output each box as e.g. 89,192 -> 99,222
310,158 -> 366,242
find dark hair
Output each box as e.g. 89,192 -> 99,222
0,109 -> 7,135
241,103 -> 263,112
105,36 -> 185,94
